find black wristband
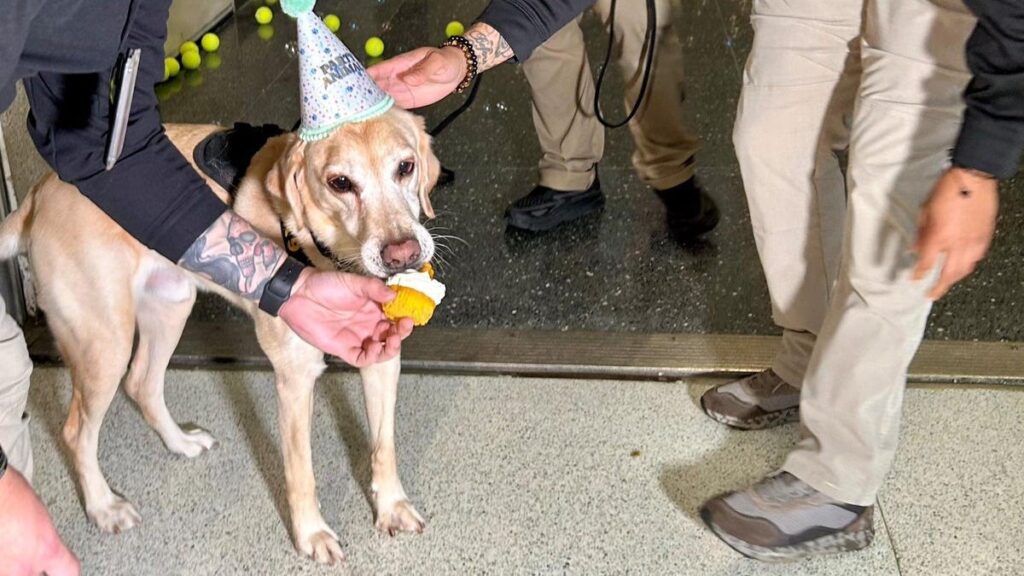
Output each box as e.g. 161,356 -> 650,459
0,444 -> 7,481
258,257 -> 306,317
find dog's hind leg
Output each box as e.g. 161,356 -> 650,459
124,265 -> 217,458
46,285 -> 141,534
360,354 -> 425,535
256,317 -> 344,565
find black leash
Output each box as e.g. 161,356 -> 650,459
593,0 -> 658,128
429,75 -> 482,137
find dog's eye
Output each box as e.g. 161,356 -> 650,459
328,176 -> 354,194
397,160 -> 415,178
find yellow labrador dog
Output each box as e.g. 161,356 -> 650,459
0,109 -> 439,564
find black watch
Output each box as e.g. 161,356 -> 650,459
258,257 -> 306,316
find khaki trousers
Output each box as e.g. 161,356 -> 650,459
0,294 -> 33,482
735,0 -> 976,505
522,0 -> 700,191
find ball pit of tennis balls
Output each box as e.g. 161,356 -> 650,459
255,6 -> 273,24
365,37 -> 384,58
323,14 -> 340,32
445,20 -> 464,38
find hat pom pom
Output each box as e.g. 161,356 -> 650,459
281,0 -> 316,17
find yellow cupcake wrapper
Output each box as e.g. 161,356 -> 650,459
383,286 -> 437,326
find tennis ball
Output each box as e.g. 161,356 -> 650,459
255,6 -> 273,25
365,36 -> 384,58
181,50 -> 202,70
163,57 -> 181,81
323,14 -> 340,32
201,32 -> 220,52
180,41 -> 199,55
257,24 -> 275,40
445,20 -> 464,38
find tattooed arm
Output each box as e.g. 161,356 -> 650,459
367,22 -> 517,109
178,210 -> 285,302
367,0 -> 591,108
464,22 -> 515,73
178,210 -> 414,367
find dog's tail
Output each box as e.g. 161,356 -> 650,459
0,185 -> 33,261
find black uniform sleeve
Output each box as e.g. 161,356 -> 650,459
954,0 -> 1024,180
22,0 -> 226,262
476,0 -> 595,62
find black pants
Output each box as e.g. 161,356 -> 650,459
22,0 -> 226,261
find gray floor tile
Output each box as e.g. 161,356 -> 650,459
880,386 -> 1024,575
28,367 -> 902,575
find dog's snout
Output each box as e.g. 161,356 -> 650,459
381,238 -> 422,271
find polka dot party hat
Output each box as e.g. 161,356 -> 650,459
281,0 -> 394,141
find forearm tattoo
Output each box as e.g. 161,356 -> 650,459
464,23 -> 513,72
179,210 -> 284,302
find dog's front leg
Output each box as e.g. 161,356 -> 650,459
360,354 -> 425,535
257,317 -> 345,565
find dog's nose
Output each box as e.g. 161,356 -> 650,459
381,238 -> 422,271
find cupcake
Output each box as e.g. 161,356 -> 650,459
382,263 -> 446,326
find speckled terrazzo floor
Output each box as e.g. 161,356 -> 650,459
151,0 -> 1024,341
26,367 -> 1024,575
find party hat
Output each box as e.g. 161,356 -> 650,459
281,0 -> 394,141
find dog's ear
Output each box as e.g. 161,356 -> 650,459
413,115 -> 439,219
265,135 -> 309,230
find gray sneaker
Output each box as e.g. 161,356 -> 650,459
700,472 -> 875,562
700,370 -> 800,430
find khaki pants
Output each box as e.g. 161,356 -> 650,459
735,0 -> 975,505
522,0 -> 700,191
0,294 -> 33,482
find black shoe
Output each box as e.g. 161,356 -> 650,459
654,178 -> 720,239
505,178 -> 605,232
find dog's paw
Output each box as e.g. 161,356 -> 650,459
166,427 -> 219,458
296,526 -> 346,565
376,499 -> 426,536
89,496 -> 142,534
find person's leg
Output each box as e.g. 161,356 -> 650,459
522,19 -> 603,192
701,0 -> 862,429
508,18 -> 606,232
703,0 -> 976,561
593,0 -> 719,238
783,0 -> 975,505
0,295 -> 33,483
596,0 -> 699,189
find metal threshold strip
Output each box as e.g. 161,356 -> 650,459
23,321 -> 1024,386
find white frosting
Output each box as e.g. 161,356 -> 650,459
386,270 -> 446,304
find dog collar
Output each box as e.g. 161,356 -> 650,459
279,220 -> 352,271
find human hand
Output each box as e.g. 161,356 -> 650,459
912,167 -> 999,300
367,46 -> 468,109
279,268 -> 414,366
0,467 -> 80,576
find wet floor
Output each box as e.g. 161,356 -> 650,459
158,0 -> 1024,340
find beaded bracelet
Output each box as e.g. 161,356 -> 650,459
440,35 -> 478,94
